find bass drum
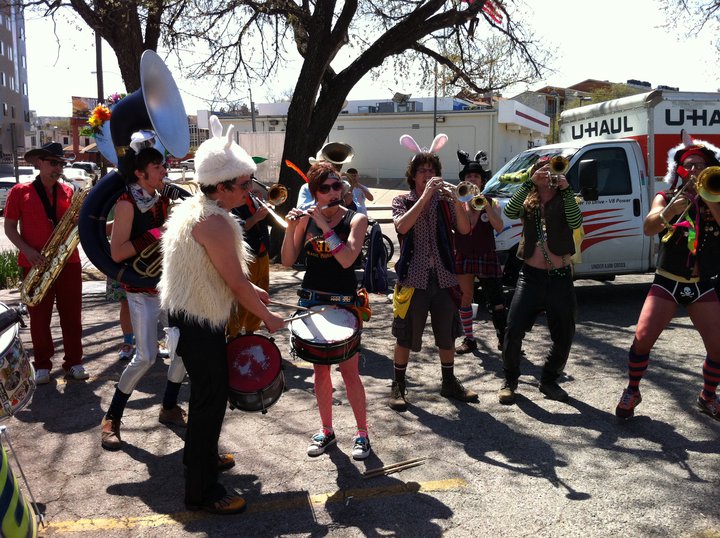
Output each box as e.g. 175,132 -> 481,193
227,334 -> 284,414
0,302 -> 34,420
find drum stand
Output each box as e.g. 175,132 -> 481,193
0,425 -> 45,529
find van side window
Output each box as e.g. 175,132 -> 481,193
567,148 -> 632,196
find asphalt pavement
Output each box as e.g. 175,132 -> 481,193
0,181 -> 719,537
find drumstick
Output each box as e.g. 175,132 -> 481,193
362,457 -> 427,479
282,306 -> 333,324
270,300 -> 310,311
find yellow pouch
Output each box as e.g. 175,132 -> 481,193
570,226 -> 585,265
393,284 -> 415,319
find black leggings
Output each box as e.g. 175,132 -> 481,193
502,264 -> 576,385
170,312 -> 228,506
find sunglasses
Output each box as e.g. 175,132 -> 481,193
317,181 -> 343,194
42,159 -> 64,167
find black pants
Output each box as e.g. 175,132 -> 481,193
171,312 -> 228,506
502,264 -> 576,386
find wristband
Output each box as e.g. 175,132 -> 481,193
330,242 -> 344,255
323,230 -> 335,239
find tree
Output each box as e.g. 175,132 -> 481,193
27,0 -> 550,256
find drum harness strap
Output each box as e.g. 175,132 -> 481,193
297,289 -> 354,305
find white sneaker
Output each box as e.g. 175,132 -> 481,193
157,341 -> 170,359
351,436 -> 371,460
66,365 -> 89,380
118,343 -> 135,360
35,368 -> 50,385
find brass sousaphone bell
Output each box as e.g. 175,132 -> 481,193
309,142 -> 354,169
79,50 -> 191,289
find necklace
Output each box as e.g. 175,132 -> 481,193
534,208 -> 569,276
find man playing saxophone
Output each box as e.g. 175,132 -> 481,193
4,142 -> 88,384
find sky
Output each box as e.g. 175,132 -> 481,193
23,0 -> 719,118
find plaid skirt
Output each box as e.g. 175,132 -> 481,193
454,252 -> 502,278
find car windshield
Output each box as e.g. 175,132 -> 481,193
483,147 -> 577,197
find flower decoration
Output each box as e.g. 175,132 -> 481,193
87,104 -> 112,136
106,92 -> 126,106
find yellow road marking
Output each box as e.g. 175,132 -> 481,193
45,478 -> 467,533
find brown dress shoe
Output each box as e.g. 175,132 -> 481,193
186,493 -> 247,515
498,381 -> 516,405
159,405 -> 188,427
101,417 -> 122,451
218,453 -> 236,471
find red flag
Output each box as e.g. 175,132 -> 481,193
482,0 -> 504,24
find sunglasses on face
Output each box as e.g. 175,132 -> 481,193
43,159 -> 64,167
317,181 -> 343,194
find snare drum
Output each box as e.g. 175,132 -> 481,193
289,306 -> 361,365
0,303 -> 33,420
227,334 -> 284,413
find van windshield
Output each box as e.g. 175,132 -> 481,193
483,148 -> 576,197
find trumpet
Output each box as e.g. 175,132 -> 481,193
470,194 -> 488,211
548,155 -> 570,188
286,199 -> 344,221
697,165 -> 720,203
251,181 -> 289,229
435,178 -> 479,203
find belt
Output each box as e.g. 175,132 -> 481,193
297,289 -> 354,304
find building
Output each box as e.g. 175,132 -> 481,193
202,96 -> 550,182
0,1 -> 29,174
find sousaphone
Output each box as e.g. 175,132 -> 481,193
79,50 -> 190,289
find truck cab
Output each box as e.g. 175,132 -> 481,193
484,139 -> 667,284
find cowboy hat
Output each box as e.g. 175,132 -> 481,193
24,142 -> 75,166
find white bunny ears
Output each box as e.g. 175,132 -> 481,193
399,133 -> 448,156
194,114 -> 256,186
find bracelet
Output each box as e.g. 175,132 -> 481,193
330,242 -> 345,255
323,230 -> 335,239
325,231 -> 342,252
658,212 -> 672,229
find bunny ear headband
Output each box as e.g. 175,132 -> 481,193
400,133 -> 448,157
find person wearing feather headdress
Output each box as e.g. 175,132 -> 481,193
615,131 -> 720,421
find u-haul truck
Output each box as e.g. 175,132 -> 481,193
483,90 -> 720,283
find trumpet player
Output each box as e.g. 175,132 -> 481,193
616,137 -> 720,421
229,180 -> 271,335
453,151 -> 506,355
4,142 -> 87,384
100,140 -> 188,451
498,156 -> 583,405
389,134 -> 475,411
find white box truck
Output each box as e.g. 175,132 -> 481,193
483,90 -> 720,284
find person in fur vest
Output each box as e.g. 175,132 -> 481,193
615,132 -> 720,421
160,116 -> 285,515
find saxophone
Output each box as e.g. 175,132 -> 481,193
19,186 -> 91,306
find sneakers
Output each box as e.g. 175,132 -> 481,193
218,453 -> 236,472
35,368 -> 50,385
352,436 -> 371,460
615,388 -> 642,419
118,343 -> 135,361
455,337 -> 477,355
697,396 -> 720,420
101,417 -> 122,451
440,376 -> 478,402
157,341 -> 170,359
539,381 -> 569,402
65,365 -> 89,380
186,493 -> 246,515
159,405 -> 187,427
307,431 -> 336,457
498,381 -> 517,405
388,381 -> 407,411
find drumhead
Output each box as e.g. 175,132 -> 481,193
227,334 -> 282,392
289,306 -> 358,344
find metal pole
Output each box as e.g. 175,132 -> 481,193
9,125 -> 18,183
433,62 -> 438,138
95,31 -> 106,176
249,86 -> 257,133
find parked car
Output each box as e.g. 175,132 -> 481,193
61,168 -> 92,189
70,161 -> 101,179
0,178 -> 16,214
179,159 -> 194,171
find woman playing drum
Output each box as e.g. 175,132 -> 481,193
281,161 -> 372,460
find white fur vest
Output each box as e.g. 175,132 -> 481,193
159,194 -> 250,330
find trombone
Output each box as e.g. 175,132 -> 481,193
250,181 -> 289,229
659,166 -> 720,238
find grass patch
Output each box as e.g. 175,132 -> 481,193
0,249 -> 21,289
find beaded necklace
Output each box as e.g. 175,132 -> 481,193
534,206 -> 569,276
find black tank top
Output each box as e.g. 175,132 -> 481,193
302,210 -> 357,294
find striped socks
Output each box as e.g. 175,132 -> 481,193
459,307 -> 474,339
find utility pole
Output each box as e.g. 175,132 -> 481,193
95,31 -> 106,176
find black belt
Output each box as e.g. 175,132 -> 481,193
297,289 -> 354,304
